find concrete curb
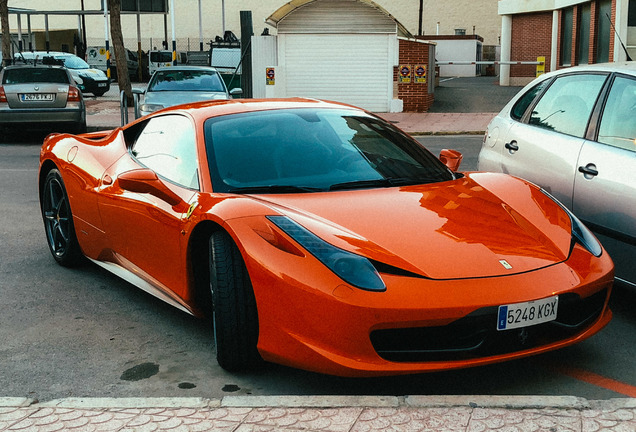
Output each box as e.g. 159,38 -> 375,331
2,396 -> 634,410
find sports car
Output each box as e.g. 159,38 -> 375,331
39,98 -> 614,377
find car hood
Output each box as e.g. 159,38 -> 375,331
144,91 -> 229,108
251,173 -> 573,279
75,68 -> 108,79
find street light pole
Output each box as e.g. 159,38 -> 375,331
104,0 -> 110,79
170,0 -> 176,65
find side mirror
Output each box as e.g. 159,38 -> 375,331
117,168 -> 182,206
230,88 -> 243,96
439,149 -> 463,172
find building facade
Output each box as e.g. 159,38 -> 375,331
499,0 -> 634,86
7,0 -> 501,52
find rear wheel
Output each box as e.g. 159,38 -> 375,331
41,169 -> 83,267
209,230 -> 261,371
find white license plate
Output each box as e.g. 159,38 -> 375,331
497,296 -> 558,331
98,82 -> 107,87
21,93 -> 54,101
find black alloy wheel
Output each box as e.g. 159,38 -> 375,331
42,169 -> 83,267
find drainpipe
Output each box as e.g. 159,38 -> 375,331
500,14 -> 512,86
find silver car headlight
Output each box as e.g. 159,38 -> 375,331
267,215 -> 386,291
139,103 -> 164,114
539,189 -> 602,257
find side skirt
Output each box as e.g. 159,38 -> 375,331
87,257 -> 195,316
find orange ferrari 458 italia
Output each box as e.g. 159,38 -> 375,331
39,98 -> 614,377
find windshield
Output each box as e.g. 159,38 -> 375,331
147,69 -> 226,92
204,109 -> 454,193
3,68 -> 70,84
57,55 -> 90,69
150,51 -> 173,63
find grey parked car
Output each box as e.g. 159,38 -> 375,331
479,62 -> 636,287
139,66 -> 240,116
0,64 -> 86,135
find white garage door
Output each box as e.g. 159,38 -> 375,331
281,33 -> 395,112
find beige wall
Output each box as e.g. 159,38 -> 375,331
8,0 -> 501,50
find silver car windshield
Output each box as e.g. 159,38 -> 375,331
147,70 -> 226,92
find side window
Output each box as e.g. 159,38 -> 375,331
528,74 -> 607,137
131,115 -> 199,189
597,75 -> 636,152
510,80 -> 549,120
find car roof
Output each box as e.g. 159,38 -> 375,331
134,98 -> 365,125
16,51 -> 74,57
542,61 -> 636,79
153,65 -> 220,73
1,64 -> 68,72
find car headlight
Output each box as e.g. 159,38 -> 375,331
139,103 -> 164,114
267,215 -> 386,291
539,189 -> 602,257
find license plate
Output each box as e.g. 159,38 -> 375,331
21,93 -> 54,101
497,295 -> 558,331
98,82 -> 107,87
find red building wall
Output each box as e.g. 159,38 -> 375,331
510,0 -> 617,81
510,12 -> 553,78
396,39 -> 435,112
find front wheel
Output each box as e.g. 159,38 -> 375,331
41,169 -> 84,267
209,230 -> 261,371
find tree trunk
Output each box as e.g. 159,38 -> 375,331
1,0 -> 12,67
108,0 -> 132,105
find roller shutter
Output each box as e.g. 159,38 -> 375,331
277,0 -> 398,112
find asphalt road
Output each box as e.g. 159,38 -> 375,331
1,137 -> 634,403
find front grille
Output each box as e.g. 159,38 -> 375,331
370,288 -> 608,363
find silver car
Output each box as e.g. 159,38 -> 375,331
479,62 -> 636,287
139,66 -> 240,116
0,64 -> 86,135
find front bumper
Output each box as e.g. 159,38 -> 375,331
78,76 -> 110,94
233,218 -> 614,376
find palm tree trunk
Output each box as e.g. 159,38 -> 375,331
108,0 -> 132,104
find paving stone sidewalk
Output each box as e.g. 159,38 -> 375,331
85,100 -> 496,135
1,396 -> 635,431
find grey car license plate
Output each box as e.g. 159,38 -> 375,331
497,295 -> 558,331
21,93 -> 54,101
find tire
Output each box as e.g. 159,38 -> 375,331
209,230 -> 261,371
41,169 -> 84,267
73,122 -> 87,134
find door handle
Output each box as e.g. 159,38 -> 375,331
505,141 -> 519,152
578,164 -> 599,177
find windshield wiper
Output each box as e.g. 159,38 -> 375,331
329,177 -> 419,191
227,185 -> 324,194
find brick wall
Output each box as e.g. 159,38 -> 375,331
510,12 -> 553,78
397,39 -> 435,112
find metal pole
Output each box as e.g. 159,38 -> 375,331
170,0 -> 176,65
418,0 -> 423,36
104,0 -> 110,80
198,0 -> 203,51
27,14 -> 32,51
45,14 -> 50,52
137,11 -> 142,81
222,0 -> 226,33
81,0 -> 87,58
17,14 -> 22,52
